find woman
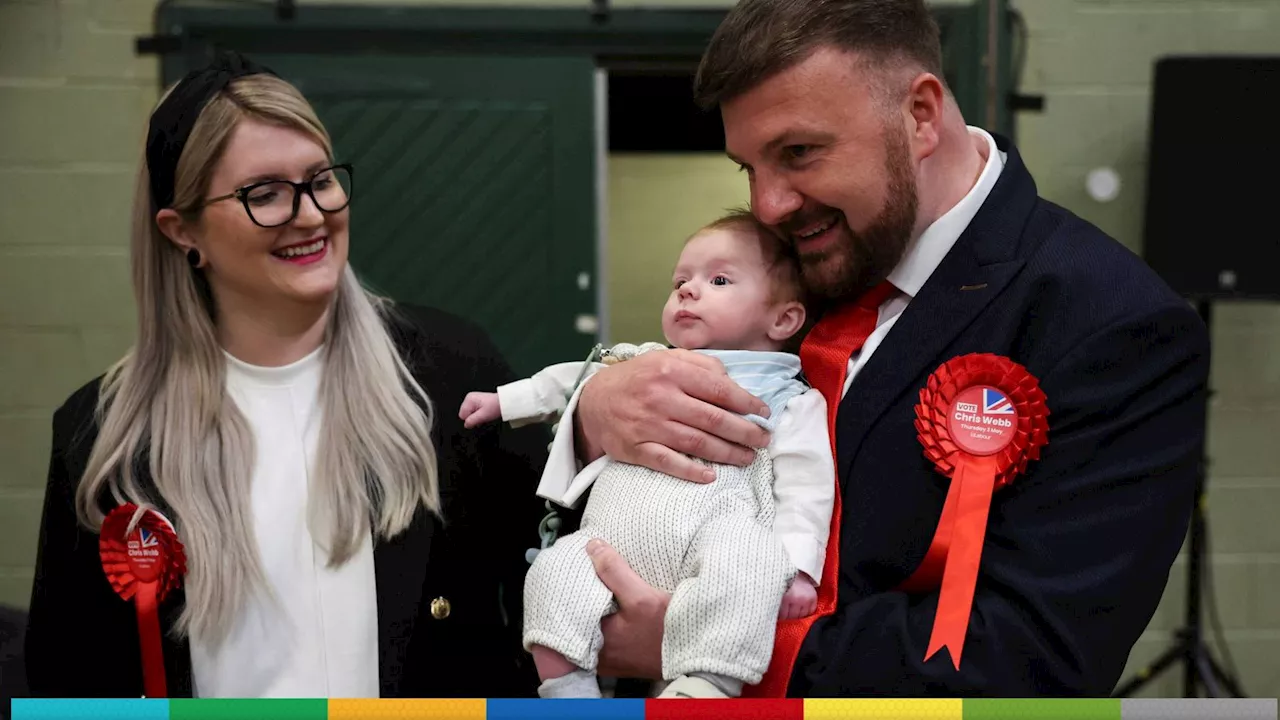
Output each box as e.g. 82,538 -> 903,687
25,53 -> 548,699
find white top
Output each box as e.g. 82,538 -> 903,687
841,126 -> 1006,397
189,347 -> 380,699
500,362 -> 835,581
537,127 -> 1006,565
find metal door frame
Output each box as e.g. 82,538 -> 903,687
137,1 -> 1014,349
138,1 -> 1014,131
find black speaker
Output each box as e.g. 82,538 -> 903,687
1142,55 -> 1280,300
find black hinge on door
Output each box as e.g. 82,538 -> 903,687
590,0 -> 609,24
136,34 -> 182,56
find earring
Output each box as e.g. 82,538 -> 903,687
186,248 -> 202,268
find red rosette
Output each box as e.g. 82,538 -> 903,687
914,353 -> 1049,487
99,503 -> 187,698
901,353 -> 1048,669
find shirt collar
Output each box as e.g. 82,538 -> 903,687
887,126 -> 1006,298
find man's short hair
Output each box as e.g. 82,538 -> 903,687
694,0 -> 943,109
696,209 -> 806,306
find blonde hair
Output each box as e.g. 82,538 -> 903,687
76,74 -> 440,649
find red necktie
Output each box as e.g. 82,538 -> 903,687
745,279 -> 896,698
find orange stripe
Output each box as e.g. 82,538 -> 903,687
328,699 -> 485,720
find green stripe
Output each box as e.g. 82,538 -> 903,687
965,699 -> 1122,719
169,699 -> 326,720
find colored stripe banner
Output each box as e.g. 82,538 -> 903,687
171,699 -> 328,720
648,699 -> 802,720
8,698 -> 1279,720
9,699 -> 170,720
963,699 -> 1120,719
806,699 -> 962,719
488,699 -> 646,719
1122,699 -> 1277,719
328,699 -> 486,720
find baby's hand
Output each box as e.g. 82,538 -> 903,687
459,392 -> 502,429
778,572 -> 818,620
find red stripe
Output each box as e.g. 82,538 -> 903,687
645,699 -> 803,720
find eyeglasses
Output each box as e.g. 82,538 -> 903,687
203,164 -> 354,228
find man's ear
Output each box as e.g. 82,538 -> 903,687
904,71 -> 946,162
768,300 -> 807,343
156,208 -> 199,255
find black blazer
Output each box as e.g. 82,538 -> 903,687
788,136 -> 1210,696
24,304 -> 550,698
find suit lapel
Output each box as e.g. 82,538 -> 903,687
834,253 -> 1023,479
834,136 -> 1040,482
373,507 -> 434,698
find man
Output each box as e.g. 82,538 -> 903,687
553,0 -> 1208,697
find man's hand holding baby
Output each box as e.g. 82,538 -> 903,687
576,350 -> 773,484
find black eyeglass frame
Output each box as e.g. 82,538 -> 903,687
202,163 -> 355,228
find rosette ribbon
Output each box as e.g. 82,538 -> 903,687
99,503 -> 187,698
900,353 -> 1048,669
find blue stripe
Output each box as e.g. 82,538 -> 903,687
10,699 -> 169,720
487,699 -> 646,720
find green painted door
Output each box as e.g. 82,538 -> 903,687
228,53 -> 599,378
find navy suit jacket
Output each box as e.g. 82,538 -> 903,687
788,135 -> 1209,696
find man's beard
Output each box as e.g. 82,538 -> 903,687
796,128 -> 918,304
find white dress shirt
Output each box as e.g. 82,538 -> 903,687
841,126 -> 1006,397
189,347 -> 380,699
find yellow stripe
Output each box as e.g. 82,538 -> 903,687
805,699 -> 964,719
328,699 -> 485,719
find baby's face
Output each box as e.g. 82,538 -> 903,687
662,228 -> 784,351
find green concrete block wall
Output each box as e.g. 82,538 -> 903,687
1,0 -> 1277,698
1013,0 -> 1280,699
0,0 -> 155,608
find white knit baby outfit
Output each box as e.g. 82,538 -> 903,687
518,347 -> 808,697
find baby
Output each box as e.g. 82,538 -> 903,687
460,211 -> 835,699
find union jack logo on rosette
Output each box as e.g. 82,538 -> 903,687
904,353 -> 1049,669
99,502 -> 187,698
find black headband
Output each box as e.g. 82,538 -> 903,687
146,51 -> 276,211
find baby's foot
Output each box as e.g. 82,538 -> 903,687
657,675 -> 730,699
